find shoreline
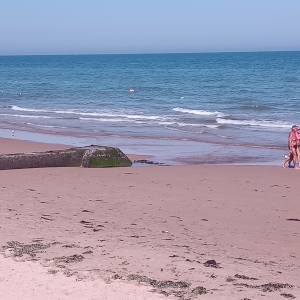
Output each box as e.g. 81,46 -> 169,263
0,136 -> 152,163
0,137 -> 299,299
0,128 -> 286,167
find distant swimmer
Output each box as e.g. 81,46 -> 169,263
129,88 -> 135,93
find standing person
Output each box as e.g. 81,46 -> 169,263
284,125 -> 300,169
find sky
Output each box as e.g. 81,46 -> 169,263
0,0 -> 300,55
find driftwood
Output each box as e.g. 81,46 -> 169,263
0,145 -> 132,170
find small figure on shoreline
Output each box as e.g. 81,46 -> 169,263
282,125 -> 300,169
282,154 -> 293,168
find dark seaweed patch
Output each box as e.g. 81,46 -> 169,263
235,274 -> 258,280
62,244 -> 79,248
191,286 -> 207,295
281,293 -> 296,299
226,276 -> 236,282
54,254 -> 84,264
126,274 -> 206,299
133,160 -> 168,166
127,274 -> 190,288
2,241 -> 51,257
235,282 -> 293,292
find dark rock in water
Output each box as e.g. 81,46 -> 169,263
204,259 -> 220,268
133,159 -> 168,166
0,145 -> 132,170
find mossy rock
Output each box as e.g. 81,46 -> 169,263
81,146 -> 132,168
0,145 -> 132,170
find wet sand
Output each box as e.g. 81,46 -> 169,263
0,137 -> 299,299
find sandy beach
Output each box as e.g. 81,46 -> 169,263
0,137 -> 299,300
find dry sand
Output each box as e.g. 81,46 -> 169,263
0,138 -> 299,299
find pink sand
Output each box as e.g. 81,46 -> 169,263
0,138 -> 299,299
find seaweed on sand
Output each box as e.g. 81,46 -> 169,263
234,274 -> 258,280
235,282 -> 293,293
127,274 -> 190,289
125,274 -> 207,300
2,241 -> 51,257
280,293 -> 296,299
54,254 -> 84,264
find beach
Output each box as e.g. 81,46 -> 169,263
2,52 -> 300,166
0,137 -> 299,299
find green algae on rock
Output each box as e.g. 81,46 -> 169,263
81,146 -> 132,168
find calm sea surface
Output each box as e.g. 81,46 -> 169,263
0,52 -> 300,165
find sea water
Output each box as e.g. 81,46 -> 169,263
0,52 -> 300,165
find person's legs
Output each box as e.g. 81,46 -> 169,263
288,150 -> 294,167
296,146 -> 300,168
288,155 -> 294,167
291,147 -> 299,169
282,152 -> 293,168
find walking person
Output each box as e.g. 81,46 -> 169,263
283,125 -> 300,169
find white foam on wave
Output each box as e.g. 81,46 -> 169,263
176,122 -> 219,128
0,113 -> 52,119
79,117 -> 130,123
125,115 -> 161,120
71,111 -> 164,121
158,121 -> 219,128
79,116 -> 220,130
11,105 -> 165,121
11,105 -> 47,113
25,122 -> 67,128
8,105 -> 217,130
216,118 -> 291,128
173,107 -> 224,117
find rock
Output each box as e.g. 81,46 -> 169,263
81,146 -> 131,168
203,259 -> 220,268
191,286 -> 207,295
0,145 -> 132,170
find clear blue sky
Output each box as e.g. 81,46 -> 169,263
1,0 -> 299,55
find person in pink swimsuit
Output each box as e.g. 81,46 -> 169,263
282,125 -> 300,169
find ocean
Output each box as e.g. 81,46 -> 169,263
0,52 -> 300,165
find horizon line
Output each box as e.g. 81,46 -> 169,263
1,49 -> 300,57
